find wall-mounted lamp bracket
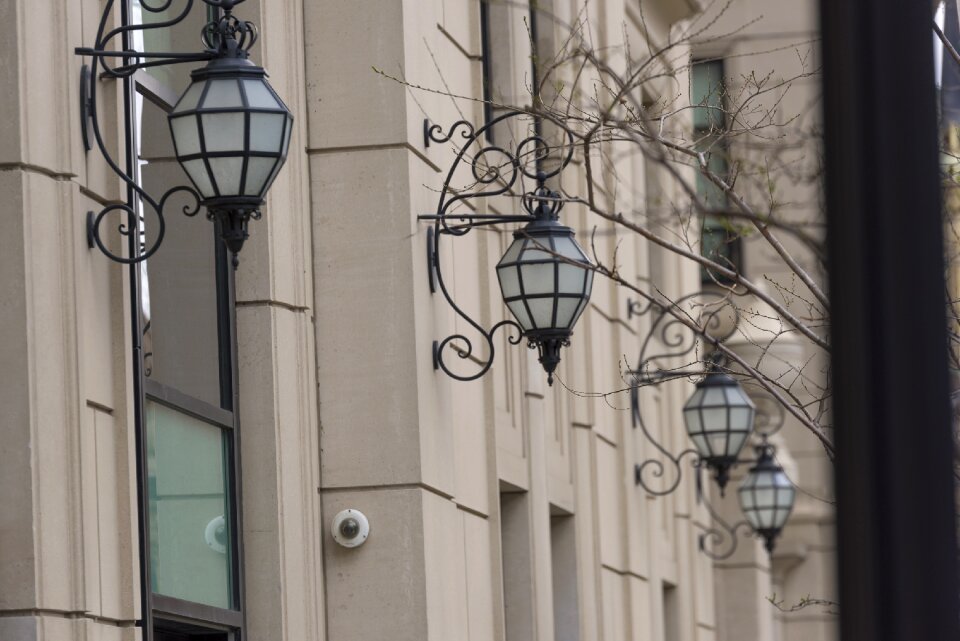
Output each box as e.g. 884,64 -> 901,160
75,0 -> 267,265
628,290 -> 794,557
419,111 -> 577,382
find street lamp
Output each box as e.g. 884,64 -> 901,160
77,0 -> 292,265
682,371 -> 756,491
738,442 -> 796,552
495,189 -> 594,384
421,113 -> 591,384
628,292 -> 797,558
168,42 -> 293,258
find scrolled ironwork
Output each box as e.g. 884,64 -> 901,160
419,111 -> 578,381
76,0 -> 260,264
432,320 -> 525,382
88,186 -> 203,264
689,465 -> 750,560
751,388 -> 787,437
628,292 -> 742,493
633,447 -> 700,497
628,290 -> 798,557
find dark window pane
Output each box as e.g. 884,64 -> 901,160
701,216 -> 742,283
155,618 -> 231,641
691,59 -> 726,130
138,96 -> 223,407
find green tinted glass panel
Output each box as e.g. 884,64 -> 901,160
701,216 -> 741,282
694,136 -> 729,211
146,401 -> 234,609
691,60 -> 725,130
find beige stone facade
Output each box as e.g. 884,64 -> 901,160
0,1 -> 834,641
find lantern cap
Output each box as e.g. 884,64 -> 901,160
748,442 -> 779,471
697,371 -> 742,388
514,216 -> 574,237
737,440 -> 796,553
191,55 -> 266,81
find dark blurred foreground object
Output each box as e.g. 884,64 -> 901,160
820,1 -> 960,639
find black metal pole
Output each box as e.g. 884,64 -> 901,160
820,1 -> 959,639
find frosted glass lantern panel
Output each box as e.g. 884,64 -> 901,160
243,157 -> 279,197
201,113 -> 245,153
725,428 -> 750,455
182,159 -> 215,199
283,116 -> 293,153
520,263 -> 555,295
527,298 -> 556,329
501,238 -> 524,264
497,266 -> 521,299
725,385 -> 752,405
701,387 -> 725,405
170,116 -> 201,156
708,433 -> 733,457
777,487 -> 796,506
690,434 -> 708,454
553,235 -> 584,259
243,79 -> 279,109
507,301 -> 533,330
729,407 -> 753,430
203,79 -> 244,109
751,509 -> 776,529
175,82 -> 205,112
700,407 -> 727,430
250,113 -> 287,153
685,388 -> 705,408
753,488 -> 776,507
555,298 -> 581,327
523,248 -> 553,261
558,263 -> 587,294
208,158 -> 244,196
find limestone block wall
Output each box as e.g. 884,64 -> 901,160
308,1 -> 729,640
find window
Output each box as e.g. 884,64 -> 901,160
129,2 -> 245,638
663,582 -> 679,641
691,59 -> 742,283
500,488 -> 535,641
479,0 -> 547,147
550,513 -> 580,641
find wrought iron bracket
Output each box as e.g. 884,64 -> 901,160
75,0 -> 257,264
419,110 -> 576,381
628,290 -> 792,557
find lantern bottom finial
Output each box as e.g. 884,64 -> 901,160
533,337 -> 569,386
210,208 -> 260,268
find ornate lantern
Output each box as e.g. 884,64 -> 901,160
168,22 -> 293,258
496,197 -> 594,383
682,371 -> 756,490
737,443 -> 797,552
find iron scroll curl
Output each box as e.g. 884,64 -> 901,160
628,290 -> 793,558
629,291 -> 742,494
